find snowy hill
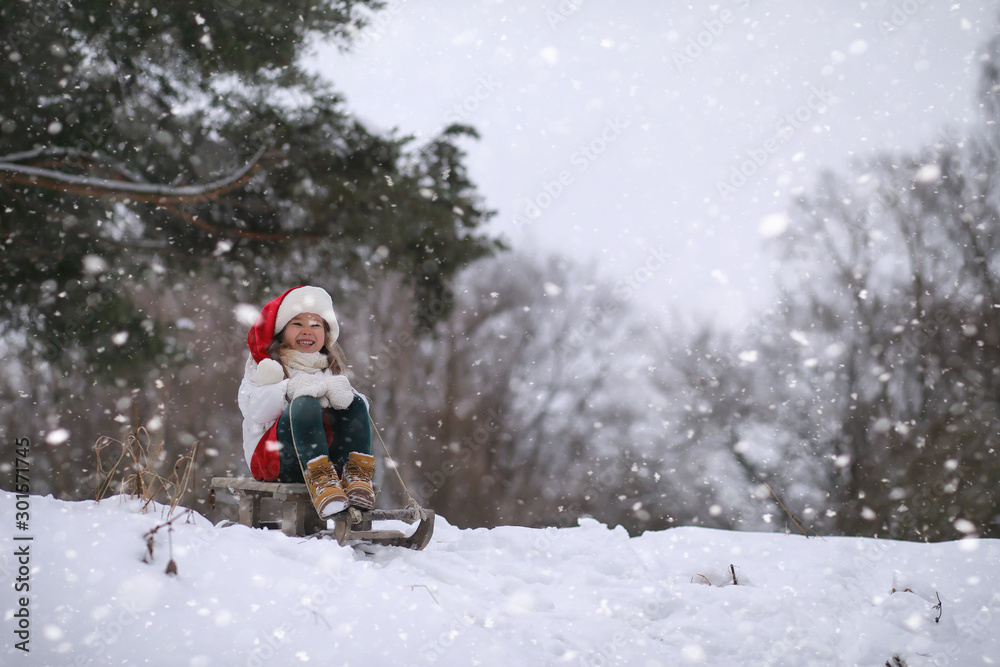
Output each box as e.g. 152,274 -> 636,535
2,493 -> 998,666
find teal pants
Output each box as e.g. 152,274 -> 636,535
275,395 -> 372,483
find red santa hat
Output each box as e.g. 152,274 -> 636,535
246,286 -> 340,363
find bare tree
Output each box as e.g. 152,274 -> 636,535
344,253 -> 669,531
744,134 -> 1000,539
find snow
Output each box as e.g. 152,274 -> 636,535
3,493 -> 999,665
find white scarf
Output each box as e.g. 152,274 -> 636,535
279,349 -> 329,374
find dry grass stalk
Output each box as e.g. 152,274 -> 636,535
764,482 -> 819,538
94,408 -> 199,515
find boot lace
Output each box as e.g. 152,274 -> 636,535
346,459 -> 373,483
309,463 -> 340,492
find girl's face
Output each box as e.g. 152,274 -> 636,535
281,313 -> 326,353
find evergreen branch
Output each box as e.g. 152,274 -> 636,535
155,201 -> 327,242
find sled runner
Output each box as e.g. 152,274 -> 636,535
315,504 -> 435,550
211,476 -> 435,550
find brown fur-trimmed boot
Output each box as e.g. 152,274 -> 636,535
342,452 -> 376,510
304,455 -> 348,518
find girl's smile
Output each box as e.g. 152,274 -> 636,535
281,313 -> 326,353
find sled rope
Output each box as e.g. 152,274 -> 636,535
369,413 -> 425,516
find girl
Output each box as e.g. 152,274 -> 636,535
238,285 -> 375,518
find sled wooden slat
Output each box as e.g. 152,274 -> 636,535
212,477 -> 322,537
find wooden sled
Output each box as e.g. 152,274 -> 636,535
210,476 -> 434,550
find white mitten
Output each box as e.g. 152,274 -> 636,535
256,358 -> 285,386
286,373 -> 327,401
325,374 -> 355,410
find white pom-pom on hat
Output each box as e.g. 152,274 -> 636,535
274,286 -> 340,342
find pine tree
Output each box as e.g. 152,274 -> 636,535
0,0 -> 499,380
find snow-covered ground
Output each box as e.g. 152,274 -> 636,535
2,493 -> 998,666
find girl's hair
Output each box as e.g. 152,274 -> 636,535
267,318 -> 350,377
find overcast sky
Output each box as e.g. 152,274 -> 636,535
308,0 -> 998,328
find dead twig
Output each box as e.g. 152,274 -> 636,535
764,482 -> 819,538
142,509 -> 195,576
409,584 -> 440,605
890,587 -> 943,624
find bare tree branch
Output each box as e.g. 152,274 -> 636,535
0,146 -> 268,202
